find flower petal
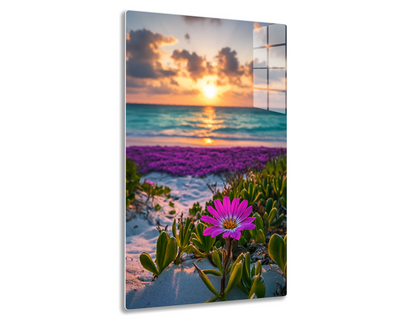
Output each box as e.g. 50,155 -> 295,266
241,216 -> 256,224
236,222 -> 256,231
223,196 -> 231,218
238,206 -> 253,222
201,215 -> 221,226
236,200 -> 248,218
222,231 -> 231,238
203,226 -> 223,237
229,230 -> 241,240
206,206 -> 223,221
214,199 -> 226,219
231,198 -> 240,218
211,227 -> 225,237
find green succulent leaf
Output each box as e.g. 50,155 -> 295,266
270,213 -> 285,228
163,236 -> 177,270
225,261 -> 243,296
269,207 -> 278,223
156,232 -> 168,271
268,233 -> 287,277
211,250 -> 222,272
193,263 -> 219,296
139,252 -> 159,275
265,198 -> 273,214
255,260 -> 262,276
248,274 -> 266,298
255,229 -> 266,243
202,269 -> 222,276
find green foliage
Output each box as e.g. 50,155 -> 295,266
249,213 -> 266,243
169,201 -> 175,208
172,217 -> 194,263
154,204 -> 161,211
139,231 -> 177,277
186,223 -> 216,258
224,261 -> 243,296
268,234 -> 287,278
168,210 -> 176,215
189,202 -> 203,217
198,251 -> 265,301
262,154 -> 287,177
240,182 -> 261,204
126,158 -> 142,207
263,198 -> 285,230
236,253 -> 266,298
194,256 -> 243,302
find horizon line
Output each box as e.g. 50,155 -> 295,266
126,102 -> 254,108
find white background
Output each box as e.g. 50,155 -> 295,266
1,0 -> 415,319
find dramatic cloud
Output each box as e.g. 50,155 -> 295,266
216,47 -> 246,85
126,28 -> 178,79
182,16 -> 221,26
171,49 -> 207,81
185,33 -> 190,43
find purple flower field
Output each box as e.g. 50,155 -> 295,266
126,146 -> 286,177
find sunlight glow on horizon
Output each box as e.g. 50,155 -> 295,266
203,84 -> 216,98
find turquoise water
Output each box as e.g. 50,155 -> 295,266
126,104 -> 287,145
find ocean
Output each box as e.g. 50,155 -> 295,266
126,104 -> 287,147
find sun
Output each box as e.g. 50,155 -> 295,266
204,84 -> 216,98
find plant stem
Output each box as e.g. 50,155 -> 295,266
220,237 -> 233,298
174,250 -> 182,265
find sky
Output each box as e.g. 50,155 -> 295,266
126,11 -> 270,107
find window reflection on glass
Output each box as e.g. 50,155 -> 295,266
269,24 -> 285,45
253,69 -> 267,88
268,91 -> 286,114
253,89 -> 267,110
253,48 -> 267,67
269,69 -> 286,90
252,24 -> 286,113
253,26 -> 267,48
269,46 -> 285,68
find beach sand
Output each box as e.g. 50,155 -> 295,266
126,173 -> 285,309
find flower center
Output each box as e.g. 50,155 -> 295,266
223,219 -> 237,230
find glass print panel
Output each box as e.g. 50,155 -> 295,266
269,69 -> 286,90
253,69 -> 267,88
269,46 -> 286,68
253,88 -> 268,110
269,24 -> 286,45
253,25 -> 267,47
253,48 -> 267,67
269,91 -> 286,114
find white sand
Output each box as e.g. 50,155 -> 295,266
126,258 -> 285,309
125,173 -> 285,309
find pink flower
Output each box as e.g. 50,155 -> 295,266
201,196 -> 256,240
144,180 -> 153,186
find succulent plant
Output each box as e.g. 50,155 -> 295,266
194,239 -> 244,302
139,231 -> 177,277
240,182 -> 260,204
189,202 -> 202,217
268,233 -> 287,278
263,154 -> 287,177
263,198 -> 285,230
234,252 -> 266,298
172,217 -> 194,264
259,178 -> 274,201
126,158 -> 142,207
186,222 -> 216,258
249,213 -> 266,243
